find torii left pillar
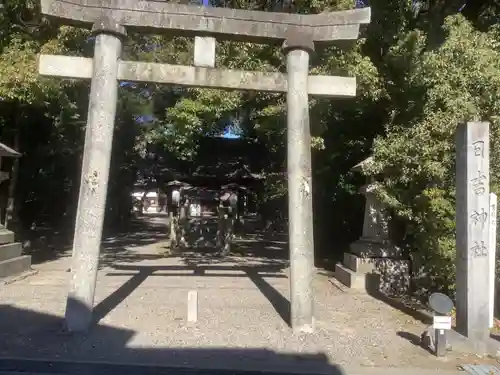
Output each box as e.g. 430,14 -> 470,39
65,17 -> 126,332
284,34 -> 315,333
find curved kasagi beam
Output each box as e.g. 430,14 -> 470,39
41,0 -> 371,44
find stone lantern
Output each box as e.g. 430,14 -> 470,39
0,142 -> 32,279
334,156 -> 409,296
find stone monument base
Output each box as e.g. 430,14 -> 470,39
334,239 -> 409,296
0,228 -> 32,280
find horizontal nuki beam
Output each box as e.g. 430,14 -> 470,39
41,0 -> 370,44
39,55 -> 357,98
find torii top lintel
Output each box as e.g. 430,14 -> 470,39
41,0 -> 371,44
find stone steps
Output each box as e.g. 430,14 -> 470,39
334,262 -> 366,289
334,250 -> 409,295
334,255 -> 381,292
0,255 -> 31,278
0,230 -> 14,245
334,246 -> 384,292
0,229 -> 32,280
0,242 -> 22,262
343,252 -> 375,273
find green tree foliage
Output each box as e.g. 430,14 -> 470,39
0,0 -> 149,237
365,13 -> 500,296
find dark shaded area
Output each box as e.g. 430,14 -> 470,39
396,331 -> 422,346
0,304 -> 345,375
173,215 -> 289,266
3,87 -> 143,253
0,357 -> 345,375
23,216 -> 167,266
396,331 -> 434,355
98,217 -> 168,269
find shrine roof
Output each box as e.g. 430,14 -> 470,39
351,156 -> 373,172
0,142 -> 21,158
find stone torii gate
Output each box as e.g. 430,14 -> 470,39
39,0 -> 370,333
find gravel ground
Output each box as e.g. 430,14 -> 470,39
0,215 -> 496,373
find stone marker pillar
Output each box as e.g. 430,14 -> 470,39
489,193 -> 497,328
456,121 -> 491,345
284,35 -> 315,333
65,17 -> 126,332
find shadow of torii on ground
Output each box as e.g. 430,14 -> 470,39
100,263 -> 290,327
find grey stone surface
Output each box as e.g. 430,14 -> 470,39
455,121 -> 491,347
334,263 -> 366,289
194,37 -> 216,68
359,183 -> 390,243
41,0 -> 370,44
0,255 -> 31,278
286,48 -> 314,333
0,242 -> 21,262
91,14 -> 127,37
489,193 -> 497,327
65,29 -> 124,333
0,227 -> 30,280
0,230 -> 14,245
343,252 -> 375,273
282,33 -> 315,54
38,55 -> 357,98
348,181 -> 402,258
349,239 -> 402,258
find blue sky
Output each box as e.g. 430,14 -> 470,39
222,129 -> 240,138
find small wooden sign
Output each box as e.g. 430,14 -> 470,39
433,316 -> 452,330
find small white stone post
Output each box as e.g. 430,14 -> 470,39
187,290 -> 198,322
